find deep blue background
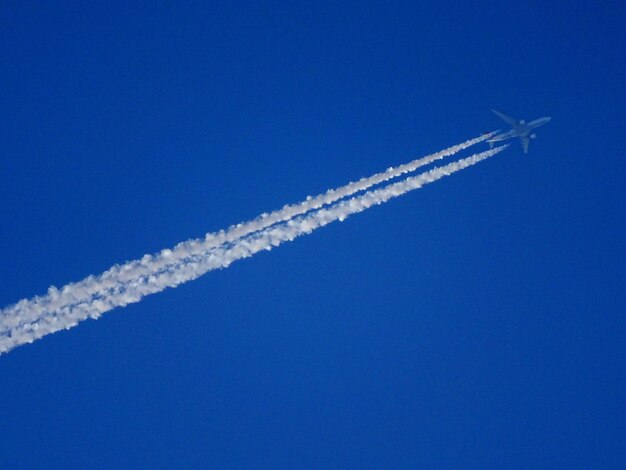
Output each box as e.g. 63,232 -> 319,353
1,1 -> 624,468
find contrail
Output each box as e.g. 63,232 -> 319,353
0,132 -> 496,335
0,145 -> 507,354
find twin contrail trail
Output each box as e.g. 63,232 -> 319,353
2,132 -> 495,327
0,135 -> 506,355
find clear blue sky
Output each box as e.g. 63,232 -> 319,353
1,1 -> 625,468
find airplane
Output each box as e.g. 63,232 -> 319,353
487,109 -> 551,153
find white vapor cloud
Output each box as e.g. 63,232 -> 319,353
0,141 -> 505,355
0,133 -> 494,336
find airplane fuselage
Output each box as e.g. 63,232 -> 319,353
526,116 -> 551,130
489,116 -> 550,142
487,109 -> 551,153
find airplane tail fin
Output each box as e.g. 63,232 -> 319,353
488,141 -> 494,149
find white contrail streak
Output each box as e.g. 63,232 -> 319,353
0,145 -> 507,354
0,132 -> 496,335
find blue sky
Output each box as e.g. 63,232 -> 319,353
1,1 -> 625,468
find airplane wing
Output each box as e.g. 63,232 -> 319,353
520,136 -> 530,154
491,109 -> 518,126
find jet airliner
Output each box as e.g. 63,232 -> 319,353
487,109 -> 551,153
